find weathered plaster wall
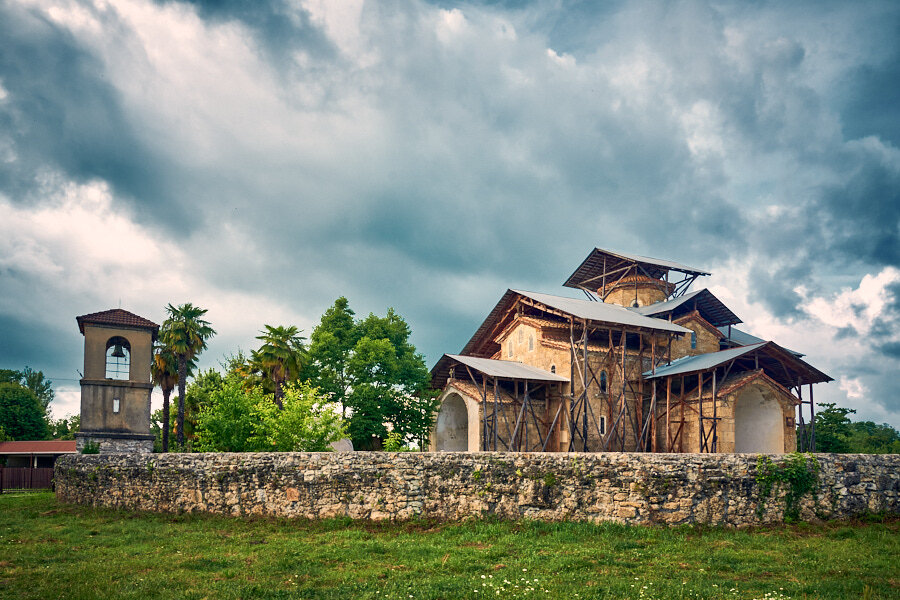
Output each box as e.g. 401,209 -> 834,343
603,282 -> 668,308
55,452 -> 899,526
671,313 -> 722,358
670,381 -> 797,454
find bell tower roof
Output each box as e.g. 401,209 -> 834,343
76,308 -> 159,339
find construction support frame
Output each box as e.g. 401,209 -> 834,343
655,352 -> 818,453
561,318 -> 677,453
453,364 -> 562,452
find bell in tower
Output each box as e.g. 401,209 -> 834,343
75,309 -> 159,453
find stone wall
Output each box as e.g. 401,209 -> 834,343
55,452 -> 900,526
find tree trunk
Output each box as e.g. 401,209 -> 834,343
162,387 -> 171,452
177,355 -> 187,451
274,378 -> 284,410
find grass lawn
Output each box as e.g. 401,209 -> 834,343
0,492 -> 897,599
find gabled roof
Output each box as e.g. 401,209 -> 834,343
431,354 -> 569,390
77,309 -> 160,338
718,326 -> 804,357
458,289 -> 691,359
564,248 -> 710,290
0,440 -> 77,454
630,289 -> 741,327
642,342 -> 831,388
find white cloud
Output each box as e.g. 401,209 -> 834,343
799,267 -> 900,335
839,376 -> 867,401
436,8 -> 467,44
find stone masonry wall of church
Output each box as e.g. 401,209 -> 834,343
55,452 -> 899,526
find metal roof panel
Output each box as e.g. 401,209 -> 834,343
643,343 -> 767,379
630,288 -> 742,327
445,354 -> 570,382
564,248 -> 711,289
513,290 -> 692,334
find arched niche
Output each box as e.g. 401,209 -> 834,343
734,386 -> 784,453
105,336 -> 131,380
434,393 -> 469,451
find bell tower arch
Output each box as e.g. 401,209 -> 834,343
75,309 -> 159,453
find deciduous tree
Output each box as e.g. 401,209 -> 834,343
307,299 -> 437,450
0,382 -> 48,440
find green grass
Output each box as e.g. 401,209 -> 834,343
0,493 -> 897,599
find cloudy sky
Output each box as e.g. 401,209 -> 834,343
1,0 -> 898,428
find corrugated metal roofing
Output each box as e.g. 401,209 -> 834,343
445,354 -> 570,382
643,343 -> 768,379
630,289 -> 742,327
513,290 -> 692,334
718,326 -> 804,357
597,249 -> 710,275
642,341 -> 831,386
564,248 -> 710,290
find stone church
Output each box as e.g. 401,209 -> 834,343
430,248 -> 831,454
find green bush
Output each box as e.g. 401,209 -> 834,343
193,376 -> 345,452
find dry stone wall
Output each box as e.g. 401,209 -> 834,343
54,452 -> 899,526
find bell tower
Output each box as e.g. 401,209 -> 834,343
75,309 -> 159,453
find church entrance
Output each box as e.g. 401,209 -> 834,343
734,386 -> 784,453
434,393 -> 469,451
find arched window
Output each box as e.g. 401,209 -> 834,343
550,365 -> 556,374
105,336 -> 131,380
528,335 -> 534,351
599,370 -> 608,394
508,341 -> 514,358
690,331 -> 697,349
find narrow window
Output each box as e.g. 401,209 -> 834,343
112,398 -> 120,414
690,331 -> 697,349
508,341 -> 513,358
528,335 -> 534,351
105,336 -> 131,380
599,416 -> 606,436
600,371 -> 608,394
550,365 -> 556,374
518,329 -> 523,343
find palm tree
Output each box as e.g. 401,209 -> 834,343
160,303 -> 216,451
150,344 -> 178,452
251,324 -> 306,409
151,343 -> 197,452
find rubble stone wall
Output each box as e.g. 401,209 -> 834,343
54,452 -> 899,526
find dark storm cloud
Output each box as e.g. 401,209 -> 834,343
870,281 -> 900,358
2,0 -> 899,423
837,14 -> 900,148
817,148 -> 900,267
0,4 -> 193,229
155,0 -> 338,66
0,313 -> 81,381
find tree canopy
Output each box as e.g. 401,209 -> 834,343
306,299 -> 438,450
0,382 -> 49,441
813,403 -> 900,454
0,367 -> 53,415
